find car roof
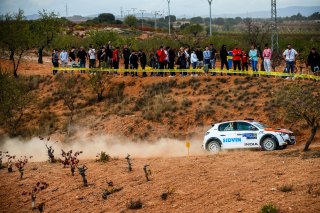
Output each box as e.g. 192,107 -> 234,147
216,120 -> 256,124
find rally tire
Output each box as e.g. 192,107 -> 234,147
261,137 -> 278,151
206,140 -> 221,153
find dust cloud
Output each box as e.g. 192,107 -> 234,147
0,134 -> 207,162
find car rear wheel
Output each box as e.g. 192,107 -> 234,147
207,141 -> 221,153
261,137 -> 277,151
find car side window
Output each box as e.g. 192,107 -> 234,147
237,122 -> 258,131
219,122 -> 236,131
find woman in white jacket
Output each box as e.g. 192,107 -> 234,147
191,50 -> 198,76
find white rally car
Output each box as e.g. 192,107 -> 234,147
203,119 -> 296,152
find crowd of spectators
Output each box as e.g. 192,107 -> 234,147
51,42 -> 320,78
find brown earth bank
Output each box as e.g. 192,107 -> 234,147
0,58 -> 320,213
0,147 -> 319,213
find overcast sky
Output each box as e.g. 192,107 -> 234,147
0,0 -> 319,17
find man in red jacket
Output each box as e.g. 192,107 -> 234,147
157,46 -> 166,76
232,47 -> 242,71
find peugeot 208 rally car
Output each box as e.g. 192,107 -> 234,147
203,120 -> 296,152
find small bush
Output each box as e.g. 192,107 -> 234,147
144,80 -> 177,96
279,185 -> 293,192
127,199 -> 143,210
96,151 -> 110,163
106,82 -> 126,104
217,78 -> 228,83
260,203 -> 279,213
181,98 -> 192,108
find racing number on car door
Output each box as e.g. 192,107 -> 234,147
235,122 -> 260,148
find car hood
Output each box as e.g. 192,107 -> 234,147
264,128 -> 293,134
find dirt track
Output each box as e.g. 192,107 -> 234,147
0,146 -> 319,213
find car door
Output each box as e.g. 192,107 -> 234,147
218,122 -> 240,149
235,122 -> 260,148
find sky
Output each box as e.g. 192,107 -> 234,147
0,0 -> 319,17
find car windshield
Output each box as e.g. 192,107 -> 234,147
251,122 -> 269,129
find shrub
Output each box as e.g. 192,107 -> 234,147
260,203 -> 279,213
279,185 -> 293,192
144,80 -> 177,96
96,151 -> 110,162
106,82 -> 125,104
127,199 -> 143,210
181,98 -> 192,108
188,78 -> 201,90
141,95 -> 177,121
217,78 -> 228,83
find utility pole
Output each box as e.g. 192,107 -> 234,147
152,11 -> 160,31
208,0 -> 213,36
131,8 -> 137,17
65,3 -> 68,17
126,10 -> 131,17
120,7 -> 123,18
167,0 -> 171,35
271,0 -> 279,52
140,10 -> 146,30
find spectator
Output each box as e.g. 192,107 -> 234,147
168,47 -> 176,77
241,48 -> 248,71
149,53 -> 158,76
307,47 -> 320,75
164,47 -> 169,69
249,45 -> 259,72
210,44 -> 216,69
112,47 -> 120,70
283,44 -> 298,79
88,45 -> 96,68
122,45 -> 131,76
191,49 -> 198,76
138,50 -> 147,77
97,46 -> 103,68
177,47 -> 187,76
52,49 -> 59,75
263,43 -> 272,72
106,41 -> 113,68
69,47 -> 76,67
203,46 -> 211,75
232,46 -> 242,71
220,45 -> 229,72
157,46 -> 166,76
77,46 -> 87,73
195,47 -> 203,68
185,47 -> 191,70
100,47 -> 107,68
129,50 -> 138,77
60,48 -> 68,70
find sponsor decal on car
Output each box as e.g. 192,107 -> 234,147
244,143 -> 259,146
223,138 -> 242,143
242,133 -> 257,139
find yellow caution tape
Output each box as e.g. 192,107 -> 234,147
51,67 -> 320,80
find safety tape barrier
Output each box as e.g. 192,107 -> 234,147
51,67 -> 320,80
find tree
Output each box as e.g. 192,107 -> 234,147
243,18 -> 271,47
190,16 -> 203,24
124,15 -> 138,28
31,10 -> 61,64
0,71 -> 34,136
165,15 -> 177,23
88,72 -> 109,102
56,74 -> 81,135
97,13 -> 115,23
0,9 -> 33,77
183,24 -> 203,37
214,18 -> 224,26
275,83 -> 320,151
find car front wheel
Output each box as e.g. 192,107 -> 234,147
261,137 -> 277,151
207,141 -> 221,153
